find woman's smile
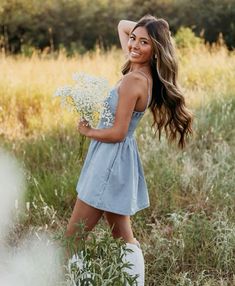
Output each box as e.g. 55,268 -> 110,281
130,51 -> 141,57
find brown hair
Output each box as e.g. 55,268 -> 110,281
122,15 -> 193,148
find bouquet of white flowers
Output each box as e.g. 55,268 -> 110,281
54,72 -> 114,159
54,72 -> 113,127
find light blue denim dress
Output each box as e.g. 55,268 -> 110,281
76,71 -> 151,215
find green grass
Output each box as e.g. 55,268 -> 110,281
0,44 -> 235,285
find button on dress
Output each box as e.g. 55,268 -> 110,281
76,71 -> 151,215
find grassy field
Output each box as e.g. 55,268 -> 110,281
0,42 -> 235,285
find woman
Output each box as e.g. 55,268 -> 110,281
66,14 -> 193,284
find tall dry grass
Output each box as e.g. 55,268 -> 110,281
0,44 -> 234,140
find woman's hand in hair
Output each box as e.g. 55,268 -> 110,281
118,20 -> 136,55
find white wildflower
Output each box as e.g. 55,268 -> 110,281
26,202 -> 30,211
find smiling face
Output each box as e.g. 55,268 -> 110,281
127,26 -> 153,65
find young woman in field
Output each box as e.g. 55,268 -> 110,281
65,14 -> 193,284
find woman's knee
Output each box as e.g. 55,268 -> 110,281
66,198 -> 104,237
65,218 -> 87,238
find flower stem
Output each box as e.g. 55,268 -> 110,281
78,134 -> 86,160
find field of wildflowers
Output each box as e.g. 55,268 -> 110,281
0,40 -> 234,285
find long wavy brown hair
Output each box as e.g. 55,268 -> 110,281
122,15 -> 193,149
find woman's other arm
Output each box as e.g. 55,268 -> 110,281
78,73 -> 146,143
117,20 -> 136,55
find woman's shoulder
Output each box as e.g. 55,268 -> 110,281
120,71 -> 148,88
117,71 -> 148,98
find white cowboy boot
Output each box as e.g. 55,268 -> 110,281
122,239 -> 145,286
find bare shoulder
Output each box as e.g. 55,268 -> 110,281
119,71 -> 147,97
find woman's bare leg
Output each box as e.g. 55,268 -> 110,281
65,197 -> 104,256
104,211 -> 145,285
104,211 -> 137,244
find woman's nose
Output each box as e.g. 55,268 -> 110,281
132,40 -> 140,49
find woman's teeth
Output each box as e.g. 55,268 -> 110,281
130,51 -> 141,57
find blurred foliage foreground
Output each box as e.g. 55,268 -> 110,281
0,35 -> 235,285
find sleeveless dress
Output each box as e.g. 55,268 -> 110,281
76,71 -> 151,215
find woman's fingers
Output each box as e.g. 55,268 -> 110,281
78,119 -> 89,127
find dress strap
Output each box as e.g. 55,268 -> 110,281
134,70 -> 152,110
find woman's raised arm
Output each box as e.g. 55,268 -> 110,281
117,20 -> 136,55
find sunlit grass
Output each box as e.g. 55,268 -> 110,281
0,42 -> 235,285
0,44 -> 234,139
